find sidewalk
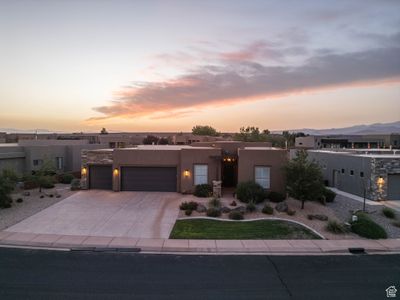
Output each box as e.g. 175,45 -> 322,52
1,231 -> 399,255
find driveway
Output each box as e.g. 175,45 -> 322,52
5,191 -> 185,238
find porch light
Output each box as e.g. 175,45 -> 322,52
377,176 -> 385,186
227,158 -> 231,162
113,168 -> 119,176
184,170 -> 190,177
81,167 -> 87,176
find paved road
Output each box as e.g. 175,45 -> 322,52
0,248 -> 399,299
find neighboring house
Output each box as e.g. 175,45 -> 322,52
0,140 -> 108,175
308,149 -> 400,201
295,134 -> 400,149
172,133 -> 229,145
81,142 -> 287,194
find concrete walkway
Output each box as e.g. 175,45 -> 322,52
0,231 -> 399,255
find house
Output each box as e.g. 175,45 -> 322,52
80,142 -> 287,194
0,140 -> 108,175
307,149 -> 400,200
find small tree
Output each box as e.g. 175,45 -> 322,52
284,150 -> 325,209
0,169 -> 18,208
100,127 -> 108,134
192,125 -> 219,136
32,159 -> 56,192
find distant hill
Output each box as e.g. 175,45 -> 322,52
0,128 -> 61,134
276,121 -> 400,135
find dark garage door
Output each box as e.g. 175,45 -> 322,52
89,165 -> 112,190
387,174 -> 400,200
121,167 -> 177,192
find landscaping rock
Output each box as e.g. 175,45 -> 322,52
275,201 -> 288,213
221,206 -> 231,213
196,204 -> 207,213
231,206 -> 246,214
23,191 -> 30,197
313,214 -> 329,221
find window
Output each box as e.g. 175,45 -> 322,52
33,159 -> 43,167
255,166 -> 270,189
360,171 -> 364,177
56,157 -> 64,170
341,168 -> 345,174
350,170 -> 354,176
194,165 -> 208,185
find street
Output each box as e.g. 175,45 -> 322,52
0,248 -> 399,299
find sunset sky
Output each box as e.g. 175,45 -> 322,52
0,0 -> 399,132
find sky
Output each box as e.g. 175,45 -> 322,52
0,0 -> 399,133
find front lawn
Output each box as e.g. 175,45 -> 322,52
169,219 -> 321,240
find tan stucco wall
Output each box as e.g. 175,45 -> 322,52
113,148 -> 181,191
237,149 -> 288,194
180,148 -> 221,193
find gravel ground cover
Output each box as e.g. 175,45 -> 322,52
0,184 -> 75,230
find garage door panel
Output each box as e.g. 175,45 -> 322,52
387,174 -> 400,200
89,165 -> 112,190
121,167 -> 177,192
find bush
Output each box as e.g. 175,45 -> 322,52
287,209 -> 296,216
323,188 -> 336,203
382,207 -> 396,219
40,176 -> 55,189
228,211 -> 244,220
185,209 -> 192,216
71,178 -> 81,191
236,181 -> 266,204
326,220 -> 347,234
230,200 -> 237,206
58,173 -> 75,184
16,198 -> 23,203
194,184 -> 212,197
262,204 -> 274,215
268,191 -> 286,203
206,208 -> 221,217
351,213 -> 387,239
246,202 -> 256,212
208,197 -> 221,208
180,201 -> 198,211
40,195 -> 45,199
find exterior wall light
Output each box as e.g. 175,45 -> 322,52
377,176 -> 385,186
184,170 -> 190,177
81,167 -> 87,176
113,168 -> 119,176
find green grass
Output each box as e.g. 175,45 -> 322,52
169,219 -> 321,240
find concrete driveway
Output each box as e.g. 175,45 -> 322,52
5,191 -> 184,238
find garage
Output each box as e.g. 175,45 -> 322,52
121,167 -> 177,192
387,174 -> 400,200
89,165 -> 112,190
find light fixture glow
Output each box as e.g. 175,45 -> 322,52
113,168 -> 119,176
81,167 -> 87,176
184,170 -> 190,177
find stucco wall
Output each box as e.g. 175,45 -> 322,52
237,149 -> 287,194
180,148 -> 221,193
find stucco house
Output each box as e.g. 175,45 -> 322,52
80,142 -> 288,194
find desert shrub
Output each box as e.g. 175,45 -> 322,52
206,208 -> 221,217
180,201 -> 198,211
229,211 -> 244,220
58,173 -> 75,184
323,188 -> 336,203
208,197 -> 221,208
16,198 -> 23,203
246,202 -> 256,212
0,172 -> 15,208
230,200 -> 237,206
326,220 -> 347,234
40,195 -> 45,199
268,191 -> 286,203
351,213 -> 387,239
40,176 -> 55,189
262,204 -> 273,215
70,178 -> 81,191
194,184 -> 212,197
382,207 -> 396,219
287,209 -> 296,216
235,181 -> 266,204
185,209 -> 193,216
